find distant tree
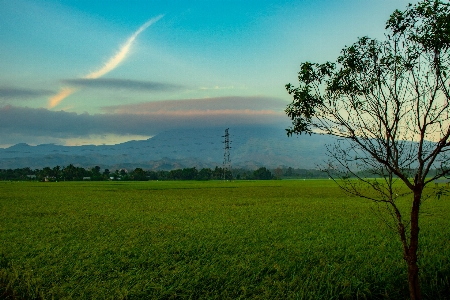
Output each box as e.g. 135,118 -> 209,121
198,168 -> 212,180
76,166 -> 90,180
0,168 -> 34,180
212,166 -> 223,180
146,170 -> 158,180
210,166 -> 232,180
112,170 -> 120,180
181,167 -> 198,180
103,168 -> 110,180
156,170 -> 169,180
41,167 -> 53,181
285,1 -> 450,298
252,167 -> 273,180
131,168 -> 148,181
62,164 -> 76,181
168,169 -> 183,180
284,167 -> 293,177
91,166 -> 103,181
119,169 -> 128,180
53,165 -> 61,181
273,167 -> 283,179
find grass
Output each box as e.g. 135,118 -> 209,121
0,180 -> 449,299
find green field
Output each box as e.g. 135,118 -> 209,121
0,180 -> 449,299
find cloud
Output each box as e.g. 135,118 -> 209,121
61,78 -> 183,92
0,97 -> 286,143
101,96 -> 284,114
48,15 -> 164,109
199,86 -> 236,90
84,15 -> 164,79
0,87 -> 53,100
48,87 -> 77,109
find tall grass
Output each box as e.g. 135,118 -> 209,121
0,180 -> 449,299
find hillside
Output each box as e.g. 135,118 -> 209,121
0,126 -> 337,170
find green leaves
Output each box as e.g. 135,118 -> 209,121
286,0 -> 450,139
298,61 -> 316,84
285,62 -> 335,136
386,0 -> 450,52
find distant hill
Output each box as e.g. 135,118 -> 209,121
0,126 -> 338,170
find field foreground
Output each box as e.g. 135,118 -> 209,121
0,180 -> 449,299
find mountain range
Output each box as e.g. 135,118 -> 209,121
0,126 -> 337,170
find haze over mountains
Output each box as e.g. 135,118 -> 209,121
0,126 -> 337,170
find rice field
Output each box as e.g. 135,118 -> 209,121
0,180 -> 449,299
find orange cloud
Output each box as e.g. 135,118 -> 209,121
48,87 -> 76,108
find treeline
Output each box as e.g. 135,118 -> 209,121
6,165 -> 415,181
0,165 -> 278,181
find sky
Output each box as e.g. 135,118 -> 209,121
0,0 -> 416,147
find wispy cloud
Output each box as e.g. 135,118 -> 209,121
0,87 -> 52,100
101,96 -> 285,114
48,15 -> 164,109
199,86 -> 237,90
61,78 -> 183,92
48,87 -> 76,109
84,15 -> 163,79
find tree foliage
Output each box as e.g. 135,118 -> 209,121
285,1 -> 450,299
252,167 -> 274,180
0,166 -> 236,181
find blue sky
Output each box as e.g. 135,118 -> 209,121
0,0 -> 415,147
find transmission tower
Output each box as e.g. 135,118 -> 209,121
222,128 -> 232,180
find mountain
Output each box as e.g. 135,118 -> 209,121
0,126 -> 337,170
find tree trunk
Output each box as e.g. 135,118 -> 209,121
405,189 -> 422,300
407,261 -> 421,300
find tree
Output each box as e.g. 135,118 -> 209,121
62,164 -> 76,181
252,167 -> 273,180
198,168 -> 213,180
181,167 -> 198,180
146,170 -> 159,180
273,167 -> 283,179
91,166 -> 102,181
112,169 -> 120,180
212,166 -> 224,180
53,165 -> 61,181
285,1 -> 450,299
168,169 -> 183,180
103,168 -> 110,180
131,168 -> 148,181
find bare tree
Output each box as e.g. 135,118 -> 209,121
285,1 -> 450,299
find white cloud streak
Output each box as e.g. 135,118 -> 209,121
84,15 -> 163,79
48,15 -> 164,109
